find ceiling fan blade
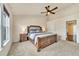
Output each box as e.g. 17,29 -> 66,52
41,12 -> 47,14
50,11 -> 55,14
45,6 -> 49,11
50,7 -> 58,11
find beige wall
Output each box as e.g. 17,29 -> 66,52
47,4 -> 79,43
12,15 -> 47,42
0,4 -> 13,56
47,17 -> 66,40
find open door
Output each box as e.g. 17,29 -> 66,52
66,20 -> 76,41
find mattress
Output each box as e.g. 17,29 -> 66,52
28,32 -> 55,44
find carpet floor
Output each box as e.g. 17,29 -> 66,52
8,40 -> 79,56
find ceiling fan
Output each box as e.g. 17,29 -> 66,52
41,5 -> 58,16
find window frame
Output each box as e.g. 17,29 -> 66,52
0,4 -> 10,50
0,4 -> 1,49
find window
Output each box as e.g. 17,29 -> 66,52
0,4 -> 1,48
0,4 -> 10,49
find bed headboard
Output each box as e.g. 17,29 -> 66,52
27,25 -> 42,34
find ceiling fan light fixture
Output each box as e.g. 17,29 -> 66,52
47,12 -> 50,14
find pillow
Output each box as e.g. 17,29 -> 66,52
30,29 -> 41,33
30,27 -> 40,29
29,26 -> 41,33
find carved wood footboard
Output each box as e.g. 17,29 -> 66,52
35,34 -> 57,52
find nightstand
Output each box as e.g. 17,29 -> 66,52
20,33 -> 28,42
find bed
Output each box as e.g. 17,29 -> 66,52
27,25 -> 57,52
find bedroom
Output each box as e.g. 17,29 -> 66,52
0,3 -> 79,56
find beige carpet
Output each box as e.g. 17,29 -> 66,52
8,40 -> 79,56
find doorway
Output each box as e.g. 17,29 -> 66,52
66,20 -> 76,41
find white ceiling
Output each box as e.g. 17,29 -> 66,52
8,3 -> 73,16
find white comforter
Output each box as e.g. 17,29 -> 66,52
28,32 -> 55,44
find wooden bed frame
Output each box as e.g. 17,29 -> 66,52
27,25 -> 57,52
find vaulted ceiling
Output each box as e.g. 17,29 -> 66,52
8,3 -> 74,16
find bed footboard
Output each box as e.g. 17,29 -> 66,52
35,34 -> 57,52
